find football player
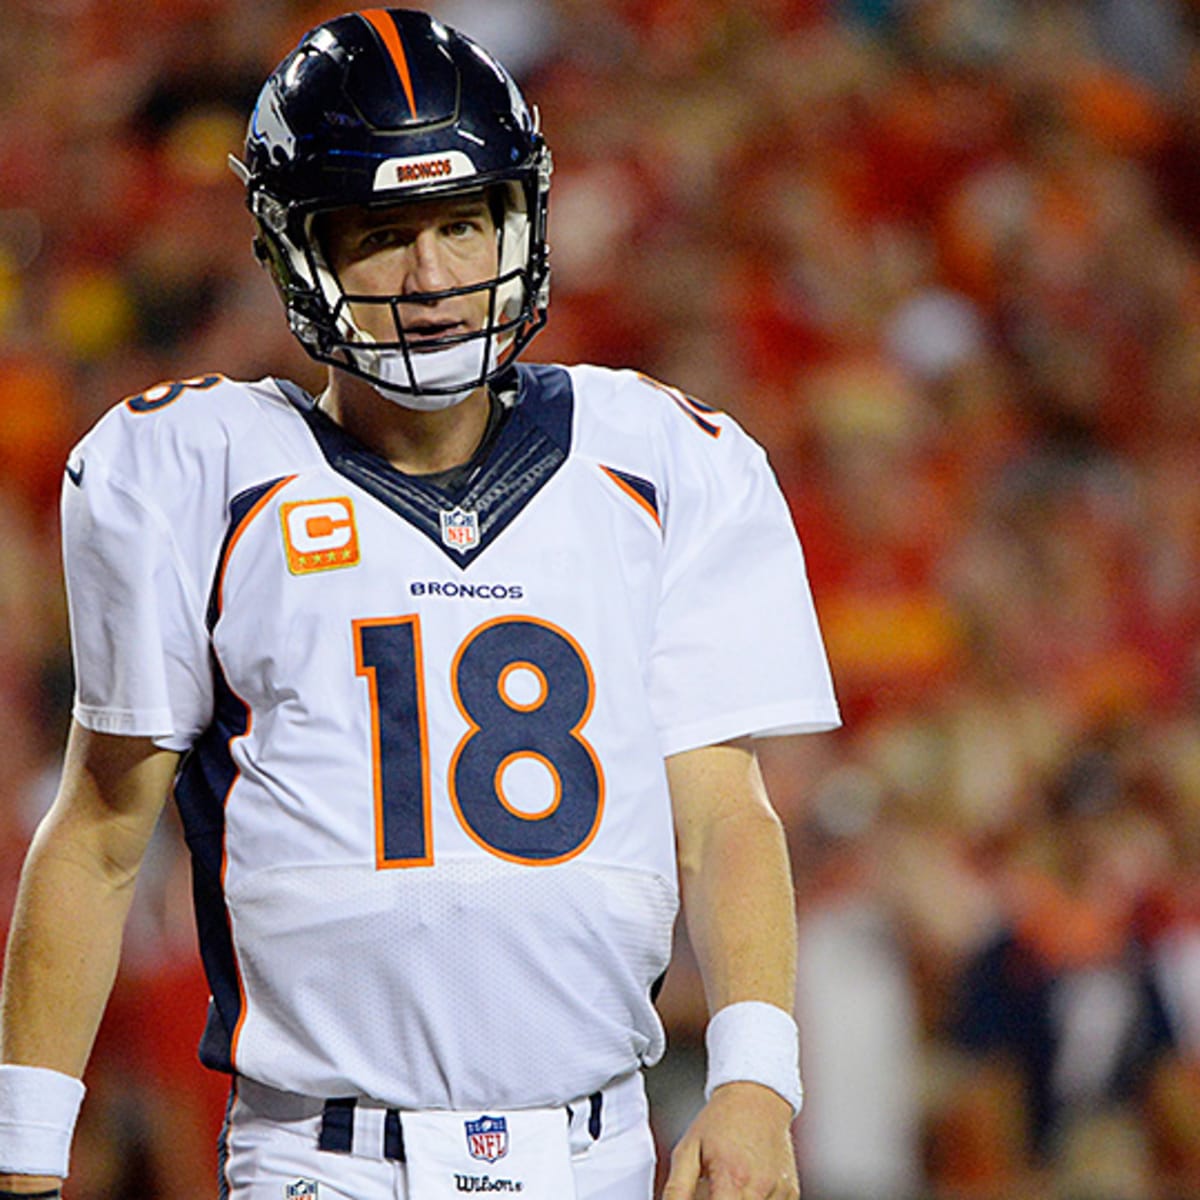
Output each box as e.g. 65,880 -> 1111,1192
0,9 -> 839,1199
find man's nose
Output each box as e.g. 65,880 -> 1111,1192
402,231 -> 451,296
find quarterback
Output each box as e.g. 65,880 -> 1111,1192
0,9 -> 838,1199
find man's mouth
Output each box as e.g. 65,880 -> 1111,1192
402,316 -> 467,347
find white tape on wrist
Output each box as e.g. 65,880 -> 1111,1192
704,1000 -> 803,1118
0,1065 -> 85,1178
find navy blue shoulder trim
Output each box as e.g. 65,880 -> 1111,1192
512,362 -> 574,453
205,477 -> 290,631
599,464 -> 659,526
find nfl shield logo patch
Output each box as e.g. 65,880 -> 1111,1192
285,1181 -> 318,1199
465,1114 -> 509,1162
440,506 -> 480,554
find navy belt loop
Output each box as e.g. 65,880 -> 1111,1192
384,1109 -> 406,1161
588,1091 -> 603,1141
318,1097 -> 357,1153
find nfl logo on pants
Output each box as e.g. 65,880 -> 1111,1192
286,1181 -> 318,1198
465,1115 -> 509,1162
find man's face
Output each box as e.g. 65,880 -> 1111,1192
320,190 -> 499,348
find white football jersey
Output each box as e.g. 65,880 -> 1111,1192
62,364 -> 839,1110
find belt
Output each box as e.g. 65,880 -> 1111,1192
316,1091 -> 604,1162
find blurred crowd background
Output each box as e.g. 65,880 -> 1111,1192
3,0 -> 1200,1196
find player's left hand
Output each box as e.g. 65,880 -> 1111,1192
661,1081 -> 799,1199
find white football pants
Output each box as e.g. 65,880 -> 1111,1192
219,1071 -> 656,1200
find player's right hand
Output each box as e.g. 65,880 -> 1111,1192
662,1082 -> 799,1199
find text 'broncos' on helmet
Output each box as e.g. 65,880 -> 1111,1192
230,8 -> 552,402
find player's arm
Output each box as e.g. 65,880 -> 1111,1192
663,737 -> 801,1200
0,721 -> 179,1195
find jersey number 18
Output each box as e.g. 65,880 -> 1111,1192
354,615 -> 604,869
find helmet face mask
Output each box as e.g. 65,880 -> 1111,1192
303,182 -> 532,403
232,9 -> 552,405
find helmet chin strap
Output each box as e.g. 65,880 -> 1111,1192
352,336 -> 499,412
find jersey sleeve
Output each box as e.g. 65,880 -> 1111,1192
648,404 -> 840,757
62,440 -> 213,750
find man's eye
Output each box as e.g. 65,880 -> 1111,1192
361,227 -> 406,250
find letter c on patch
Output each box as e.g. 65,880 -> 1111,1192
288,500 -> 353,552
281,496 -> 361,574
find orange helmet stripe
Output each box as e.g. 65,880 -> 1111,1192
360,9 -> 418,118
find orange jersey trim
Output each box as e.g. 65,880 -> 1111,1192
637,372 -> 722,438
216,678 -> 257,1067
216,476 -> 296,618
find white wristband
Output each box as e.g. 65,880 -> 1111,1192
704,1000 -> 803,1118
0,1065 -> 86,1177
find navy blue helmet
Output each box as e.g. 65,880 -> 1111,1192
231,9 -> 552,398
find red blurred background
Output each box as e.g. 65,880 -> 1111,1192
4,2 -> 1200,1196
